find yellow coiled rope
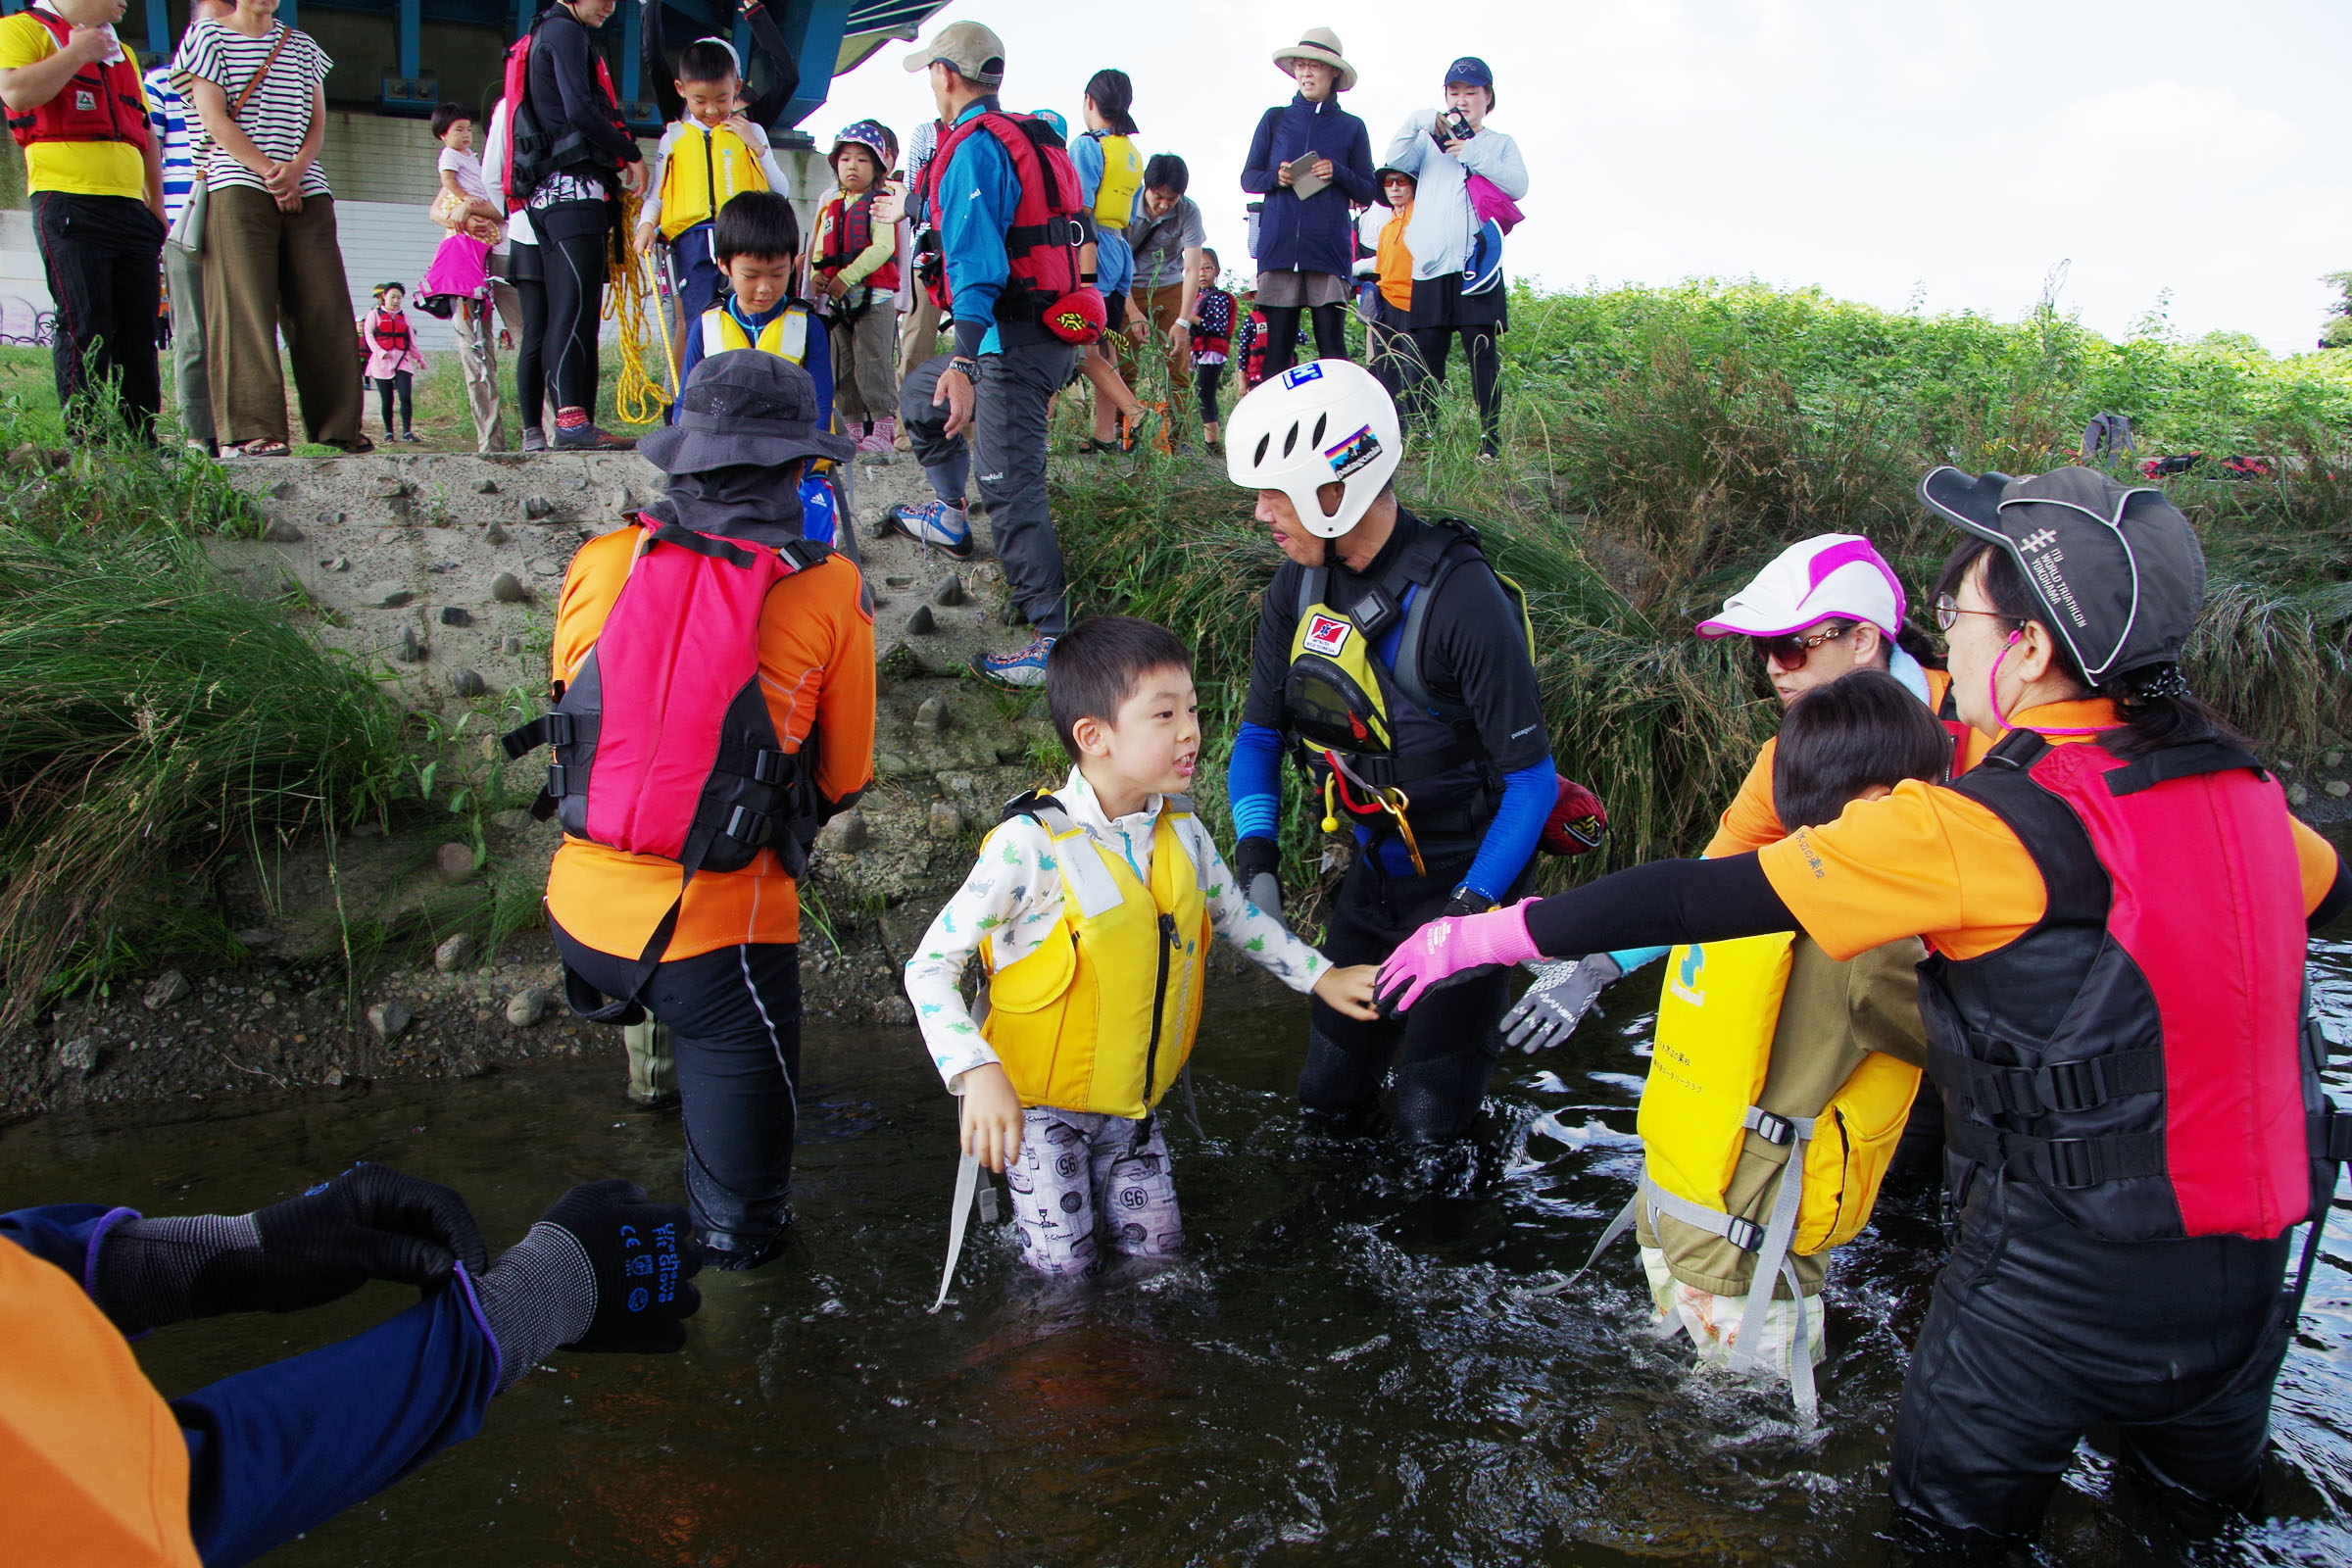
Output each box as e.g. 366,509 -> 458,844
607,189 -> 674,427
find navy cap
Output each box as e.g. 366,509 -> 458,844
1445,56 -> 1493,88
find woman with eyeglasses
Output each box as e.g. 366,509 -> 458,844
1376,466 -> 2348,1550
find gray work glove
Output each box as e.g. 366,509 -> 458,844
1234,835 -> 1285,931
1502,953 -> 1623,1054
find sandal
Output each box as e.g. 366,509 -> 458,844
231,438 -> 290,459
333,434 -> 376,455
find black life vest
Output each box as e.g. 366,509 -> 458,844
1919,729 -> 2333,1243
1282,516 -> 1532,846
5,11 -> 149,153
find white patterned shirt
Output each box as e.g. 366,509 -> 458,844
905,767 -> 1332,1091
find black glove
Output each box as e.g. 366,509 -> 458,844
91,1162 -> 487,1333
473,1180 -> 704,1391
1235,835 -> 1284,924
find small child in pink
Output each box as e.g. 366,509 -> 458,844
359,282 -> 427,443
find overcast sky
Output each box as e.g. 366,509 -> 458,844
813,0 -> 2352,357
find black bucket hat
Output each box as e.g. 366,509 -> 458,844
1919,465 -> 2206,683
639,350 -> 857,476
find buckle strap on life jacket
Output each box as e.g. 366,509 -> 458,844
1943,1116 -> 2169,1190
1930,1041 -> 2167,1117
2101,742 -> 2269,797
2317,1105 -> 2352,1163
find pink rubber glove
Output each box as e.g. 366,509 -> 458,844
1375,903 -> 1540,1013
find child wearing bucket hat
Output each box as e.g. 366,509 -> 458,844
1240,26 -> 1376,377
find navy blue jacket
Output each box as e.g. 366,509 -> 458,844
1241,95 -> 1377,278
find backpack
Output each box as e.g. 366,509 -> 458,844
914,110 -> 1100,341
498,9 -> 628,213
500,519 -> 834,1022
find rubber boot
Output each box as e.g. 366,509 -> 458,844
624,1018 -> 677,1107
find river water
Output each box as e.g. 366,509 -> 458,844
6,919 -> 2350,1565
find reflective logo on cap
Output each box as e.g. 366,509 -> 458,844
1325,424 -> 1380,478
1282,363 -> 1324,388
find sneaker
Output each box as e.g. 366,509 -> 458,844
520,426 -> 548,452
973,633 -> 1055,689
400,430 -> 423,444
553,422 -> 635,452
877,500 -> 974,559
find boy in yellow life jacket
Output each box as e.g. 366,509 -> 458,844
1612,670 -> 1946,1413
673,190 -> 829,416
632,34 -> 791,351
904,616 -> 1380,1282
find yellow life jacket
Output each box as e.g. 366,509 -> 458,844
1089,131 -> 1142,230
658,120 -> 770,240
979,790 -> 1211,1119
1584,930 -> 1920,1418
700,301 -> 811,363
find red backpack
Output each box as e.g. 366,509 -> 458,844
501,519 -> 834,1021
5,10 -> 148,152
915,110 -> 1102,343
498,9 -> 628,213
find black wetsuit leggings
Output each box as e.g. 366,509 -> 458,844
1258,301 -> 1348,376
372,370 -> 412,434
1891,1163 -> 2293,1547
511,244 -> 547,431
534,199 -> 611,417
1297,851 -> 1511,1147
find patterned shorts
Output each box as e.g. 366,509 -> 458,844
1004,1107 -> 1183,1279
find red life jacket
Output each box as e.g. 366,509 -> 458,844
499,8 -> 628,214
501,519 -> 832,1021
913,108 -> 1089,336
813,191 -> 900,292
5,11 -> 150,154
1194,286 -> 1235,359
366,308 -> 414,357
1919,729 -> 2318,1242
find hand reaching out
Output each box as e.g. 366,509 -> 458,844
1312,963 -> 1381,1021
958,1061 -> 1023,1172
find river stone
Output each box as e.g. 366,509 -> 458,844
322,1065 -> 346,1087
492,808 -> 535,832
234,927 -> 280,949
323,555 -> 351,571
928,800 -> 964,839
317,509 -> 346,525
481,519 -> 509,546
447,667 -> 487,698
2328,781 -> 2350,800
394,626 -> 424,662
913,696 -> 950,733
933,573 -> 966,606
142,969 -> 191,1010
2327,751 -> 2344,768
905,603 -> 937,634
436,843 -> 478,883
875,995 -> 916,1025
366,582 -> 416,608
439,606 -> 471,626
2289,782 -> 2311,807
262,517 -> 304,543
524,495 -> 556,518
506,987 -> 552,1027
368,1002 -> 413,1041
433,933 -> 478,974
530,557 -> 563,577
370,475 -> 414,500
490,570 -> 528,602
820,810 -> 868,852
56,1035 -> 101,1075
499,634 -> 526,655
476,479 -> 500,494
995,742 -> 1028,764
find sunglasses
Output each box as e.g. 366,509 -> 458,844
1933,594 -> 2025,633
1750,621 -> 1849,668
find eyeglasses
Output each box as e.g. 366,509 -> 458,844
1751,622 -> 1849,668
1934,594 -> 2025,633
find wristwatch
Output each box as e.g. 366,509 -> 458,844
1445,885 -> 1498,918
948,355 -> 980,379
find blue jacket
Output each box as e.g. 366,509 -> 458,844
1241,95 -> 1377,278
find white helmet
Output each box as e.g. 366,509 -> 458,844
1224,359 -> 1401,538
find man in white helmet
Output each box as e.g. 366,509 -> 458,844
1223,359 -> 1558,1181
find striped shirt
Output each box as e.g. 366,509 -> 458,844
177,20 -> 331,197
141,65 -> 196,229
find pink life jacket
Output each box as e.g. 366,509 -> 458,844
1920,729 -> 2319,1242
501,517 -> 831,1021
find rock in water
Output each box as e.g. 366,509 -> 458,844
56,1035 -> 101,1075
368,1001 -> 413,1040
433,933 -> 479,973
142,969 -> 191,1010
506,988 -> 552,1027
436,843 -> 478,883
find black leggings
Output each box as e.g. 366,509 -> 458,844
1195,361 -> 1226,429
1403,326 -> 1501,449
372,370 -> 412,433
1258,301 -> 1348,376
511,245 -> 547,430
534,199 -> 610,416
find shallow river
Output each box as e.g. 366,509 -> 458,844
6,917 -> 2350,1565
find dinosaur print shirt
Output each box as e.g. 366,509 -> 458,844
904,767 -> 1332,1090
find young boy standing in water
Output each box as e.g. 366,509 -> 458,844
904,617 -> 1379,1279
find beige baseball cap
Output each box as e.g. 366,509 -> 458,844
904,20 -> 1005,86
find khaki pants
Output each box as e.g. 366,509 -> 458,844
624,1018 -> 676,1103
202,185 -> 363,448
830,308 -> 898,424
163,239 -> 212,445
451,297 -> 505,453
1124,281 -> 1193,433
898,288 -> 942,375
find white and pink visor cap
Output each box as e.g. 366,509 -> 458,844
1694,533 -> 1906,641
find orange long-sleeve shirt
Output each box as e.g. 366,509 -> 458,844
543,525 -> 875,958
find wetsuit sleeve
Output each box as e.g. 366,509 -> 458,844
1239,107 -> 1280,196
1703,739 -> 1786,857
1241,564 -> 1302,731
1191,822 -> 1329,991
904,818 -> 1055,1088
1461,757 -> 1555,906
541,17 -> 640,169
740,0 -> 801,128
1227,721 -> 1284,844
1522,854 -> 1794,957
1426,564 -> 1549,776
2295,816 -> 2346,929
640,0 -> 681,126
176,1280 -> 499,1568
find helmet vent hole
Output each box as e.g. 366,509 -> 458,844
1311,414 -> 1328,450
1281,421 -> 1300,459
1252,433 -> 1271,466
